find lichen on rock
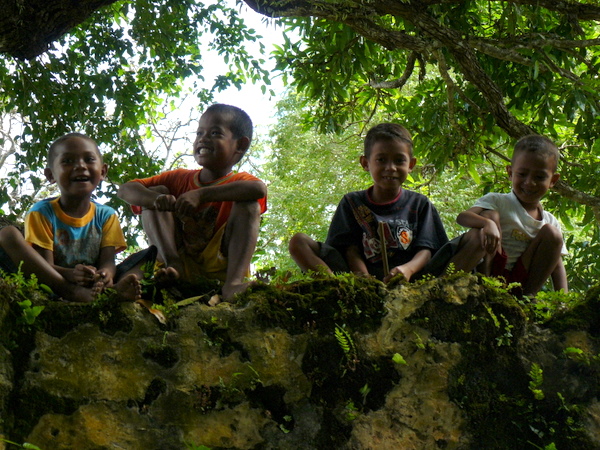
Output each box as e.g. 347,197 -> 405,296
0,272 -> 598,448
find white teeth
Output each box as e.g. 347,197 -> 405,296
198,148 -> 210,155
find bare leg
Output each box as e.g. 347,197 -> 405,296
140,186 -> 183,281
0,226 -> 97,303
288,233 -> 333,274
476,210 -> 501,275
447,229 -> 487,273
220,201 -> 261,301
519,224 -> 563,296
448,209 -> 500,274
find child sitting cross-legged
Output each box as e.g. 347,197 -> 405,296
24,133 -> 155,302
118,104 -> 267,303
289,123 -> 449,282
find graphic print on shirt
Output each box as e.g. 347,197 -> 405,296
511,228 -> 531,242
54,226 -> 102,267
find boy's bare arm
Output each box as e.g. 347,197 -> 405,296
33,245 -> 98,286
175,180 -> 267,217
345,245 -> 369,276
118,181 -> 171,210
457,207 -> 501,254
384,248 -> 431,283
551,258 -> 568,292
96,246 -> 118,288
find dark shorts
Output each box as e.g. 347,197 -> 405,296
318,242 -> 350,273
491,249 -> 528,285
115,245 -> 157,281
415,236 -> 462,278
0,247 -> 18,273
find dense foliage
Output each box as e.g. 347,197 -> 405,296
246,0 -> 600,290
1,0 -> 599,290
0,0 -> 271,227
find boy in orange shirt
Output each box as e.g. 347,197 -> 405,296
118,104 -> 267,302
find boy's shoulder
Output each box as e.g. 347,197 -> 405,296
29,197 -> 57,213
473,191 -> 515,209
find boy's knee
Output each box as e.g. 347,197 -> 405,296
539,224 -> 562,245
148,185 -> 170,195
289,233 -> 310,253
0,225 -> 21,241
459,228 -> 485,252
231,200 -> 261,221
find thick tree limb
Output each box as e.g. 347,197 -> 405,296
0,0 -> 117,59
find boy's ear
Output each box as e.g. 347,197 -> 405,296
408,157 -> 417,171
100,163 -> 108,180
506,165 -> 512,178
236,136 -> 251,154
360,155 -> 369,171
44,168 -> 56,184
550,171 -> 560,186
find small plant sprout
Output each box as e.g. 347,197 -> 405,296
17,300 -> 44,327
528,363 -> 545,400
334,324 -> 359,373
359,383 -> 371,405
392,353 -> 407,365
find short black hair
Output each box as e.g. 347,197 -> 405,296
512,135 -> 560,172
364,123 -> 413,158
47,132 -> 101,168
204,103 -> 253,146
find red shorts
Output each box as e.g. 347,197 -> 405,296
490,249 -> 528,285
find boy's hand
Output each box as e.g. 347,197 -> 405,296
384,264 -> 414,283
94,270 -> 113,289
174,190 -> 203,217
71,264 -> 99,286
480,220 -> 501,254
154,194 -> 177,211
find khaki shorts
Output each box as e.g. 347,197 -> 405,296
160,225 -> 249,283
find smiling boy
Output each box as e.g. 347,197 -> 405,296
118,104 -> 267,302
24,133 -> 152,301
289,123 -> 448,282
448,135 -> 568,296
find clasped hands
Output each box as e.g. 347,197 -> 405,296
153,192 -> 201,217
71,264 -> 112,289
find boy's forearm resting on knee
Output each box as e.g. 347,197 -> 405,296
192,181 -> 267,203
118,182 -> 164,208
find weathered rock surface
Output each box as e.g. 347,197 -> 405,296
0,273 -> 599,449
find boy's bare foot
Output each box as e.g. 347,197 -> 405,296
221,281 -> 254,302
56,282 -> 100,303
113,274 -> 142,301
155,266 -> 180,285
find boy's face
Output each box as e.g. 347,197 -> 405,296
193,111 -> 249,177
360,138 -> 416,200
44,137 -> 107,199
507,151 -> 559,209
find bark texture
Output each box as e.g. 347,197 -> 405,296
0,0 -> 117,59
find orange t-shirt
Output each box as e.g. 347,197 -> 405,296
129,169 -> 267,258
